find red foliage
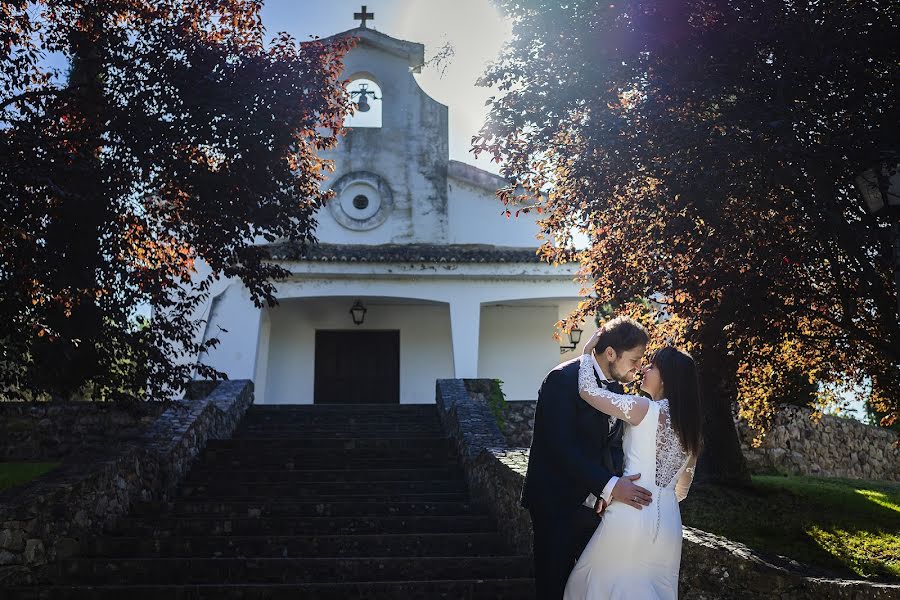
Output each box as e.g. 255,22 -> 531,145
0,1 -> 353,400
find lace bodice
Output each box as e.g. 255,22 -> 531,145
654,399 -> 689,488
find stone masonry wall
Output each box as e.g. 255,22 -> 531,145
0,380 -> 254,585
738,405 -> 899,481
503,400 -> 536,448
0,401 -> 166,461
502,400 -> 899,482
437,378 -> 900,599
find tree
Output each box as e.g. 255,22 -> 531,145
475,0 -> 899,485
0,1 -> 353,401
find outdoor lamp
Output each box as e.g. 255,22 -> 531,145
560,327 -> 583,354
350,300 -> 367,326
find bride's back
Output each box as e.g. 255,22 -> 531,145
622,399 -> 688,490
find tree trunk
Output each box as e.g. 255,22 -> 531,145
35,27 -> 107,398
693,326 -> 752,487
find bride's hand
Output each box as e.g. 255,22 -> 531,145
582,330 -> 602,356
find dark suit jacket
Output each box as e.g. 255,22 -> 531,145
521,357 -> 625,514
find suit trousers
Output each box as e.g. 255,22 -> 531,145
529,504 -> 602,600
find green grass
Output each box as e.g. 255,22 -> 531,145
0,462 -> 59,492
681,474 -> 900,581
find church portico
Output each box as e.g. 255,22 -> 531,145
262,296 -> 453,405
244,275 -> 592,404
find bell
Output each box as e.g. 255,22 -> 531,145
357,94 -> 371,112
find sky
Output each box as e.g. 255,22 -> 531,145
259,0 -> 513,174
36,0 -> 514,174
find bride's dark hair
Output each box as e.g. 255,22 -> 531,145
651,346 -> 703,455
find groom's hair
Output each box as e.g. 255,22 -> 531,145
594,316 -> 650,355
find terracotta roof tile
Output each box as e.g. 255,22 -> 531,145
262,243 -> 543,264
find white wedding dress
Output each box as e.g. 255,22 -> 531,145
564,355 -> 696,600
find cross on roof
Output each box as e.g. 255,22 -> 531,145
354,5 -> 374,28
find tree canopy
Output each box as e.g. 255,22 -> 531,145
476,0 -> 899,482
0,1 -> 352,400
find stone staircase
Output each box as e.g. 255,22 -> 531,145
10,404 -> 534,599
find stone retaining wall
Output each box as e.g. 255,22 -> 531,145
437,378 -> 900,598
0,380 -> 254,585
0,401 -> 166,461
435,379 -> 533,556
738,405 -> 899,482
504,400 -> 536,448
500,400 -> 899,482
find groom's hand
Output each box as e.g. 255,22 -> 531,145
612,474 -> 652,509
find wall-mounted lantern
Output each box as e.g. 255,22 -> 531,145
349,300 -> 367,326
559,328 -> 583,354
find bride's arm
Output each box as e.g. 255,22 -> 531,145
578,354 -> 651,426
675,454 -> 698,502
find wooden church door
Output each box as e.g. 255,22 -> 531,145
314,330 -> 400,404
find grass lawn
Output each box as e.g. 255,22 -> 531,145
0,462 -> 59,492
681,474 -> 900,581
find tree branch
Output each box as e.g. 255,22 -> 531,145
0,88 -> 67,112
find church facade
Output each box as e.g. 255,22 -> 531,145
187,22 -> 592,404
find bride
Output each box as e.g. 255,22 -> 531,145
564,331 -> 702,600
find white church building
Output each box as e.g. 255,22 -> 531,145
189,18 -> 593,405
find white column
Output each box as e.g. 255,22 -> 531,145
449,299 -> 482,378
198,282 -> 263,381
252,308 -> 272,404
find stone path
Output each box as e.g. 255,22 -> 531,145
9,403 -> 534,598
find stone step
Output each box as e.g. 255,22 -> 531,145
5,402 -> 534,597
241,406 -> 441,422
238,414 -> 442,424
241,407 -> 441,426
54,556 -> 533,585
200,454 -> 458,470
178,479 -> 467,498
201,453 -> 457,470
83,532 -> 510,559
168,492 -> 471,505
232,427 -> 446,438
234,423 -> 446,433
183,467 -> 463,483
245,404 -> 439,412
109,514 -> 496,537
133,499 -> 479,518
211,437 -> 451,449
7,578 -> 536,599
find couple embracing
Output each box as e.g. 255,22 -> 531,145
522,316 -> 703,599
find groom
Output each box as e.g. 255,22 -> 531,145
522,316 -> 653,599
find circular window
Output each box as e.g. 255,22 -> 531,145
328,171 -> 394,231
353,194 -> 369,210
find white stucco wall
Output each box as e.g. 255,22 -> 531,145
447,177 -> 541,247
477,304 -> 562,401
262,298 -> 454,405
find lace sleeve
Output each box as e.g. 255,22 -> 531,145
675,454 -> 698,502
578,354 -> 650,425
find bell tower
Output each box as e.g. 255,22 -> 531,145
315,10 -> 450,245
